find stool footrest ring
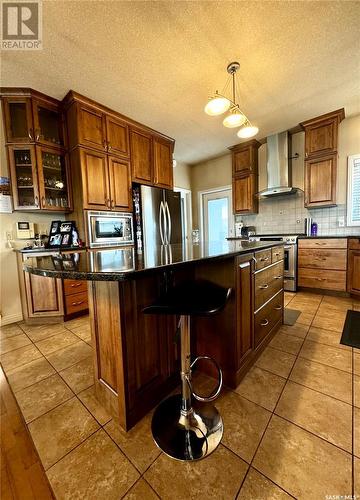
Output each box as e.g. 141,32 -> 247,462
185,356 -> 223,402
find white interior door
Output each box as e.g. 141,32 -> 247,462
202,188 -> 234,242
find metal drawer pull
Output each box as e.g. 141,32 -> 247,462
274,305 -> 282,310
70,283 -> 81,287
71,300 -> 85,306
260,257 -> 269,262
315,242 -> 326,245
274,275 -> 282,279
260,319 -> 269,326
315,277 -> 324,281
274,252 -> 281,256
259,284 -> 269,289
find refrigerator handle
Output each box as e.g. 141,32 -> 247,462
165,202 -> 171,244
159,201 -> 166,245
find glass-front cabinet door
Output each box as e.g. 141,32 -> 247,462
8,145 -> 40,209
32,99 -> 65,147
37,147 -> 71,211
3,97 -> 34,143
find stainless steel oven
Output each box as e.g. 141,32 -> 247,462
87,211 -> 134,248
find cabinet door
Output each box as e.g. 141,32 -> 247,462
105,115 -> 129,157
130,128 -> 153,184
236,256 -> 253,367
233,174 -> 258,214
77,104 -> 106,152
80,149 -> 110,209
32,99 -> 65,147
153,137 -> 173,189
108,156 -> 132,211
37,146 -> 72,211
348,250 -> 360,296
233,147 -> 252,174
2,97 -> 34,143
304,154 -> 336,207
8,145 -> 40,210
304,118 -> 337,158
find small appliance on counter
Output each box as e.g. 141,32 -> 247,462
16,221 -> 35,239
240,225 -> 256,238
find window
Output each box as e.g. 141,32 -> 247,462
347,154 -> 360,226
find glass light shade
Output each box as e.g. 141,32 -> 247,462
237,125 -> 259,138
222,110 -> 246,128
204,96 -> 231,116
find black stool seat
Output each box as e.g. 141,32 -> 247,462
143,279 -> 232,317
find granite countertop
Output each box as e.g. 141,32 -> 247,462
16,245 -> 87,253
297,235 -> 360,239
23,240 -> 283,281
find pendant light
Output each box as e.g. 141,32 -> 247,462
205,61 -> 258,138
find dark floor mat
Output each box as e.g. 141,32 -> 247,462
283,308 -> 301,326
340,310 -> 360,349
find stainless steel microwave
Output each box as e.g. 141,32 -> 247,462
87,211 -> 134,248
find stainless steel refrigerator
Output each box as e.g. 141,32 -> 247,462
133,185 -> 183,252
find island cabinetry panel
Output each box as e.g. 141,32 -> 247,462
347,239 -> 360,297
300,108 -> 344,208
235,254 -> 254,368
298,238 -> 348,292
255,290 -> 283,347
254,261 -> 283,311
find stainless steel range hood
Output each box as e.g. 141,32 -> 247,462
259,131 -> 298,197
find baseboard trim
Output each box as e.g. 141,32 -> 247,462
0,312 -> 23,326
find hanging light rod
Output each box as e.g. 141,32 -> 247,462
204,61 -> 259,139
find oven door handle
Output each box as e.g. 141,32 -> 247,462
284,245 -> 292,250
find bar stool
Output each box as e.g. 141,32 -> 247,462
143,279 -> 232,461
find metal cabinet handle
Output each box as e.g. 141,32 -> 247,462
259,284 -> 269,289
35,128 -> 40,141
28,128 -> 34,141
315,242 -> 326,246
111,199 -> 115,209
274,275 -> 282,279
274,305 -> 282,310
71,300 -> 85,306
70,283 -> 81,288
315,277 -> 324,281
103,140 -> 107,150
41,196 -> 45,206
260,257 -> 269,262
34,195 -> 39,207
107,141 -> 112,151
260,319 -> 269,326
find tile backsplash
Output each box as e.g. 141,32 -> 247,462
236,191 -> 360,236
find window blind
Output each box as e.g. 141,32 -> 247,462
348,155 -> 360,226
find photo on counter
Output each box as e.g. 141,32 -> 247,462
61,233 -> 70,246
59,222 -> 72,233
49,233 -> 62,246
50,220 -> 61,234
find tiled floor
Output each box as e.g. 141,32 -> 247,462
0,292 -> 359,499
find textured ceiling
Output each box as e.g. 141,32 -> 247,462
2,1 -> 360,164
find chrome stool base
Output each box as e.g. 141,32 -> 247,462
151,394 -> 223,461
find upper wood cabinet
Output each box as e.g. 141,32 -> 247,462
230,139 -> 260,214
301,108 -> 344,208
2,96 -> 34,143
153,136 -> 174,189
348,239 -> 360,296
76,103 -> 106,151
130,128 -> 153,184
105,115 -> 129,157
108,156 -> 132,211
31,98 -> 65,147
304,154 -> 337,207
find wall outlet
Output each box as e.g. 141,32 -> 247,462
338,216 -> 345,227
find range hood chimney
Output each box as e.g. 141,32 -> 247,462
259,131 -> 298,197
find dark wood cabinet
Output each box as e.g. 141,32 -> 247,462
2,96 -> 34,143
230,140 -> 260,214
301,109 -> 344,208
153,136 -> 174,189
32,98 -> 65,147
235,255 -> 254,367
79,148 -> 110,210
304,154 -> 337,207
8,145 -> 40,210
76,103 -> 106,152
348,239 -> 360,296
130,128 -> 153,184
108,156 -> 132,211
105,115 -> 129,157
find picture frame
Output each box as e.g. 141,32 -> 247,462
50,220 -> 62,235
46,220 -> 79,248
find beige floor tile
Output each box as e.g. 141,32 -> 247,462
71,326 -> 92,344
269,331 -> 303,355
275,381 -> 352,452
307,326 -> 351,351
6,357 -> 55,393
286,300 -> 319,314
0,333 -> 31,354
215,390 -> 271,462
355,457 -> 360,497
355,407 -> 360,458
354,353 -> 360,376
123,479 -> 158,500
237,468 -> 292,499
284,292 -> 295,307
145,444 -> 248,500
235,366 -> 286,411
59,356 -> 94,393
290,357 -> 352,404
355,375 -> 360,408
29,397 -> 99,469
20,323 -> 68,342
0,344 -> 42,372
321,296 -> 353,310
294,292 -> 323,303
253,415 -> 352,500
0,322 -> 23,339
65,316 -> 90,330
299,340 -> 352,373
312,313 -> 346,333
317,305 -> 349,319
35,330 -> 79,356
278,323 -> 309,339
47,429 -> 139,500
105,413 -> 160,473
295,312 -> 314,326
78,385 -> 112,426
46,340 -> 92,371
15,373 -> 73,423
255,347 -> 296,378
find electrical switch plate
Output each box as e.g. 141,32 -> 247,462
338,216 -> 345,227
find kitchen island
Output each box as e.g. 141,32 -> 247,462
24,240 -> 285,430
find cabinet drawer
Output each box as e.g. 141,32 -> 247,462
63,279 -> 88,296
254,249 -> 272,270
255,291 -> 283,347
298,268 -> 346,291
255,261 -> 283,311
298,238 -> 347,249
272,246 -> 284,263
65,291 -> 88,315
298,249 -> 347,271
349,238 -> 360,250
